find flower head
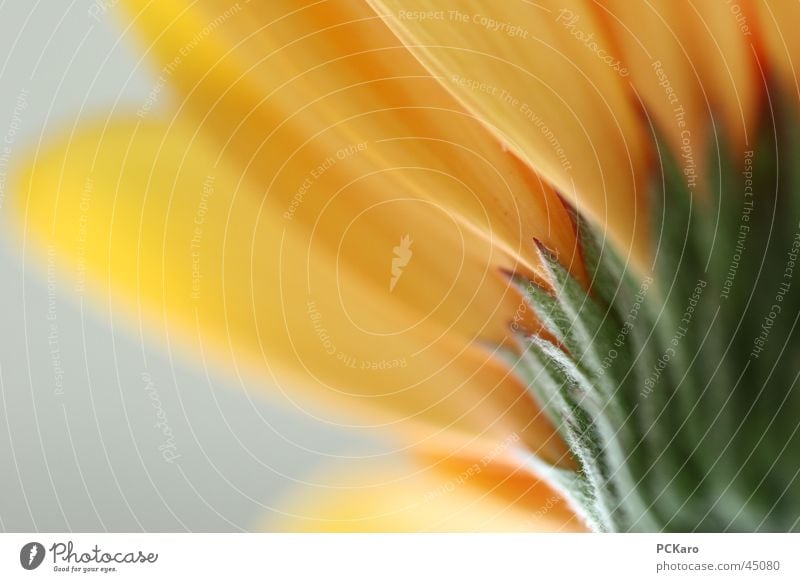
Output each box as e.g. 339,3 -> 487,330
12,1 -> 800,531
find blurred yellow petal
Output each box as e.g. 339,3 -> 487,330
13,118 -> 569,475
268,459 -> 582,532
119,0 -> 583,280
366,0 -> 648,261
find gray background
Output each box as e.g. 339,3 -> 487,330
0,0 -> 388,532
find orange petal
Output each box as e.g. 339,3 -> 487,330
366,0 -> 649,263
754,0 -> 800,103
267,457 -> 582,532
599,0 -> 760,165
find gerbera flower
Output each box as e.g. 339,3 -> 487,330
11,1 -> 800,531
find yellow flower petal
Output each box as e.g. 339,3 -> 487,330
119,0 -> 582,280
366,0 -> 649,260
13,118 -> 569,472
267,458 -> 582,532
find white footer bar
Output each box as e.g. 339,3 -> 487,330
1,533 -> 797,581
